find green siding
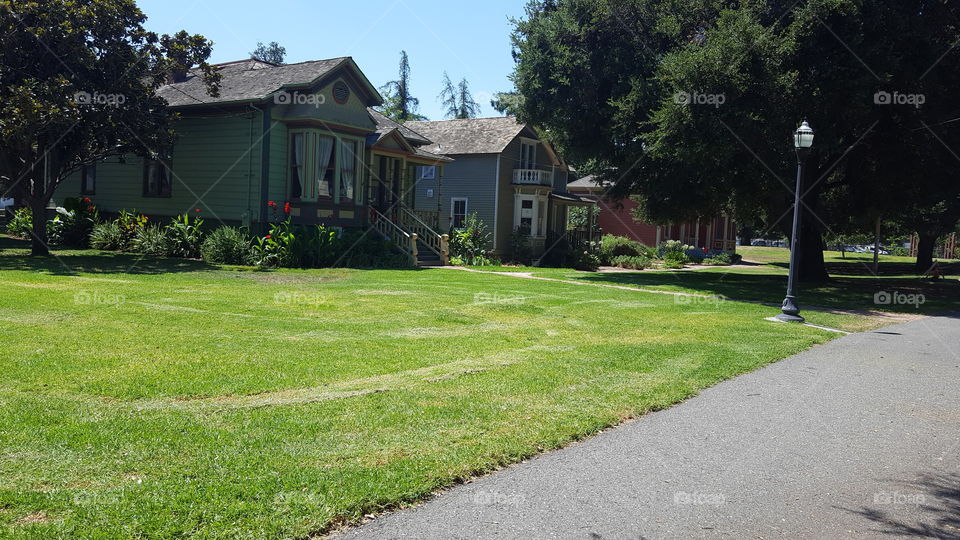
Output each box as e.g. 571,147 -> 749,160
53,112 -> 264,224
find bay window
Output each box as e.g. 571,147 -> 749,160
289,131 -> 364,203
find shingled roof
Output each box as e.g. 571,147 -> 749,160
367,108 -> 431,145
156,57 -> 380,108
404,116 -> 527,155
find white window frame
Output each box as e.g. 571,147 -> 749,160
451,197 -> 468,229
520,139 -> 537,170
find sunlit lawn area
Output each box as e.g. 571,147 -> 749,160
0,237 -> 855,538
522,246 -> 958,331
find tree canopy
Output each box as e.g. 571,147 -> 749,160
0,0 -> 220,255
510,0 -> 960,278
250,41 -> 286,64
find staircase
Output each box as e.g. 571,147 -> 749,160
368,205 -> 449,267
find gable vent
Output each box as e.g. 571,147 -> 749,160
332,81 -> 350,104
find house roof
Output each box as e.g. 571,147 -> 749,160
157,57 -> 382,109
567,175 -> 610,192
367,108 -> 432,145
404,116 -> 527,155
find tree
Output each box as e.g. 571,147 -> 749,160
0,0 -> 221,256
378,51 -> 426,122
439,72 -> 481,119
250,41 -> 286,65
490,91 -> 522,116
510,0 -> 960,281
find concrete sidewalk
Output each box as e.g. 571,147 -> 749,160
337,315 -> 960,539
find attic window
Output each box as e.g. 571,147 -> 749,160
332,81 -> 350,104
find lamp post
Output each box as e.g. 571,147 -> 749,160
776,120 -> 814,323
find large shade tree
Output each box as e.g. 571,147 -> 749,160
0,0 -> 221,256
511,0 -> 960,279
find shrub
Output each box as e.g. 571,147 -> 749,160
48,198 -> 99,247
4,207 -> 33,238
684,249 -> 707,264
890,246 -> 909,257
610,254 -> 652,270
508,228 -> 533,265
661,250 -> 690,267
132,225 -> 170,256
571,250 -> 601,271
89,221 -> 125,250
449,213 -> 492,263
201,227 -> 252,265
598,234 -> 649,263
164,213 -> 205,258
702,252 -> 734,266
251,220 -> 295,268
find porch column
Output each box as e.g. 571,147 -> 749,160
694,219 -> 700,248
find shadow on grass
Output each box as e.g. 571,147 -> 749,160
0,236 -> 425,275
570,270 -> 960,314
838,472 -> 960,538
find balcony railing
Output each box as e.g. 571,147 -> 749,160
513,168 -> 552,185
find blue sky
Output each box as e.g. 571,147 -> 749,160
137,0 -> 528,120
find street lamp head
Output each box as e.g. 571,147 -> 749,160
794,120 -> 814,149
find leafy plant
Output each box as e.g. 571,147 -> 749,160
508,227 -> 533,265
201,227 -> 252,265
132,225 -> 171,256
610,254 -> 652,270
164,213 -> 205,258
571,250 -> 601,271
701,252 -> 734,266
48,197 -> 100,247
4,207 -> 33,239
115,210 -> 148,251
598,235 -> 652,263
89,221 -> 125,251
449,213 -> 492,264
250,220 -> 296,268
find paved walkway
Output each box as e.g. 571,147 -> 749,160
337,315 -> 960,539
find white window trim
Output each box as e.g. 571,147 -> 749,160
514,193 -> 546,238
451,197 -> 468,229
520,138 -> 537,170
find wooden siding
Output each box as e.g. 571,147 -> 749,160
54,112 -> 264,224
435,154 -> 499,240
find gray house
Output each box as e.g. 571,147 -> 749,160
405,117 -> 593,257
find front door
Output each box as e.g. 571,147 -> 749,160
376,156 -> 389,213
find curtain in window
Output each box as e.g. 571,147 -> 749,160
340,140 -> 355,201
291,134 -> 304,199
315,136 -> 334,198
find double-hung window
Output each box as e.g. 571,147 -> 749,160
81,165 -> 96,195
451,198 -> 468,229
143,150 -> 172,197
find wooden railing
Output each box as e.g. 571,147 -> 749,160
397,206 -> 449,265
369,206 -> 418,266
413,209 -> 440,229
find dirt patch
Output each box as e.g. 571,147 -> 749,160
16,512 -> 49,525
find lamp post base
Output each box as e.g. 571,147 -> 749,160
777,295 -> 804,323
774,312 -> 806,323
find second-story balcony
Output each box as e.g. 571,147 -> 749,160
513,168 -> 552,186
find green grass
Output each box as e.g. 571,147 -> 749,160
527,246 -> 958,332
736,245 -> 957,266
0,237 -> 855,538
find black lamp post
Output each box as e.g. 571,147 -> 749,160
776,120 -> 814,323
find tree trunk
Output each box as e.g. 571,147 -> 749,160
29,199 -> 49,256
796,222 -> 828,282
914,231 -> 937,274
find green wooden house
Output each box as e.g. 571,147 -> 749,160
55,57 -> 453,265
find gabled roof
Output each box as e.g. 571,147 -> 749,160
157,57 -> 382,109
367,108 -> 431,146
404,116 -> 527,155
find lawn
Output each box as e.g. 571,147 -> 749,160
0,238 -> 848,538
524,246 -> 958,332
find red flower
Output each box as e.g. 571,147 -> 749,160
81,197 -> 91,203
283,202 -> 291,214
194,208 -> 201,213
87,205 -> 95,212
264,234 -> 272,240
267,201 -> 277,207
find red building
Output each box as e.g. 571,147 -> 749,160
567,176 -> 736,251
